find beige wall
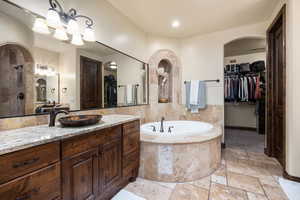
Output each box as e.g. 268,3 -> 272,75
180,22 -> 267,107
59,48 -> 78,110
146,35 -> 180,59
0,11 -> 33,52
33,47 -> 60,103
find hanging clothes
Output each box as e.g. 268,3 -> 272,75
255,75 -> 262,99
224,74 -> 262,103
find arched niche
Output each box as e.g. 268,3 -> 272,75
148,49 -> 181,105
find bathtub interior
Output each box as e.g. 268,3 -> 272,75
141,121 -> 213,137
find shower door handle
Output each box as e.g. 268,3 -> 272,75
17,92 -> 25,100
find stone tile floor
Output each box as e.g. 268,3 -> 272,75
224,128 -> 265,153
114,147 -> 290,200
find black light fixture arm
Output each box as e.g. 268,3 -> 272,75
74,15 -> 94,28
49,0 -> 64,14
48,0 -> 94,28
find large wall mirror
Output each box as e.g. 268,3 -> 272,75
0,0 -> 149,118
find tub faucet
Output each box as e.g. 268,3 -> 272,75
160,117 -> 165,132
168,126 -> 174,133
150,125 -> 156,132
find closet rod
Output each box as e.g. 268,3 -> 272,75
184,79 -> 220,84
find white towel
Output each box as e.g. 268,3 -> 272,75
190,80 -> 200,105
126,84 -> 133,104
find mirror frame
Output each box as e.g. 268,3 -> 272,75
0,0 -> 150,119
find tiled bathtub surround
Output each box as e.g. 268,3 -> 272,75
139,121 -> 222,182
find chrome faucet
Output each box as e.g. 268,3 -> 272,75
49,107 -> 69,127
160,117 -> 165,132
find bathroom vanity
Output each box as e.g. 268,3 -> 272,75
0,115 -> 140,200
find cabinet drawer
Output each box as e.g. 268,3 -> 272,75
0,163 -> 61,200
123,131 -> 140,156
123,120 -> 140,136
62,131 -> 104,158
0,142 -> 60,184
104,125 -> 122,143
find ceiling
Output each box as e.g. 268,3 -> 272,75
106,0 -> 279,38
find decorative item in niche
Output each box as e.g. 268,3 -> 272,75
32,0 -> 96,45
157,59 -> 172,103
36,78 -> 47,102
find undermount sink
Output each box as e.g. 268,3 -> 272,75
59,115 -> 102,127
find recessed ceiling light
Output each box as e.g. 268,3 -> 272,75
172,20 -> 180,28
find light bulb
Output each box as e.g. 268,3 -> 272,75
109,62 -> 117,69
83,27 -> 95,42
71,33 -> 84,46
32,18 -> 50,34
172,20 -> 180,28
47,9 -> 61,28
54,26 -> 69,41
67,19 -> 79,35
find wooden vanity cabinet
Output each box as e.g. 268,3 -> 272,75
0,163 -> 61,200
62,121 -> 140,200
62,149 -> 99,200
0,120 -> 140,200
122,120 -> 140,182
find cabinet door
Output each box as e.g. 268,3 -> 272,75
62,149 -> 98,200
100,139 -> 122,193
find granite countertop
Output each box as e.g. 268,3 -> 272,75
0,114 -> 140,156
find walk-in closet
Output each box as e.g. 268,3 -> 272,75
224,37 -> 266,152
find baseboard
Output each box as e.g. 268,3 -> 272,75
221,143 -> 226,149
225,126 -> 257,131
283,170 -> 300,183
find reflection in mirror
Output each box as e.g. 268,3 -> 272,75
0,1 -> 148,118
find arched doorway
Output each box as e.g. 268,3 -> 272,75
223,37 -> 267,153
0,44 -> 34,116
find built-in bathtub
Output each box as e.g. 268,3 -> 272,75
139,120 -> 222,182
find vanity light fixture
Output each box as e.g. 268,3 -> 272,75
33,0 -> 96,45
35,64 -> 56,76
54,26 -> 68,41
71,32 -> 84,46
109,61 -> 118,69
32,18 -> 50,34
